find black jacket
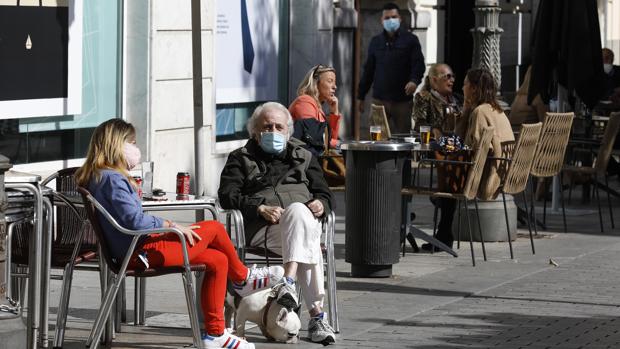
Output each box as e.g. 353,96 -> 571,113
218,138 -> 334,243
358,28 -> 425,102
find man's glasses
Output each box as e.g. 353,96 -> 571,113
438,73 -> 456,81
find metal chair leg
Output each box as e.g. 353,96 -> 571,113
53,264 -> 74,349
87,272 -> 124,349
463,200 -> 476,266
530,177 -> 539,236
594,174 -> 604,233
457,200 -> 462,249
501,192 -> 514,259
181,270 -> 203,349
473,198 -> 486,261
522,191 -> 535,254
559,172 -> 567,233
604,174 -> 615,229
325,212 -> 339,333
542,178 -> 548,227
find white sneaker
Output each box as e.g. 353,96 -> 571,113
308,314 -> 336,345
273,279 -> 299,310
232,264 -> 284,297
202,332 -> 255,349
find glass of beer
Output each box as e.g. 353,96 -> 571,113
420,125 -> 431,144
370,125 -> 382,141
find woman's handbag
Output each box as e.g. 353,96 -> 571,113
320,149 -> 346,187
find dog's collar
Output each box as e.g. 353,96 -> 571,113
262,296 -> 276,330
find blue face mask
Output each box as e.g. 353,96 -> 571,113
383,18 -> 400,33
260,132 -> 287,154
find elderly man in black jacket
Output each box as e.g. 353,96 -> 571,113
218,102 -> 336,345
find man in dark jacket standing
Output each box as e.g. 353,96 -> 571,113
602,48 -> 620,100
218,102 -> 336,345
358,2 -> 425,134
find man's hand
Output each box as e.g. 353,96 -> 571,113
357,99 -> 365,114
258,205 -> 284,224
405,82 -> 417,95
306,200 -> 324,218
327,95 -> 339,115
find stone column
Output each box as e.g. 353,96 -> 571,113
0,155 -> 25,349
470,0 -> 503,89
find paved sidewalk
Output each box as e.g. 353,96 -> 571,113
51,187 -> 620,349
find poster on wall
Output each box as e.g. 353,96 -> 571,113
0,0 -> 82,119
215,0 -> 279,104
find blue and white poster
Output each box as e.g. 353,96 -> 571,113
215,0 -> 279,104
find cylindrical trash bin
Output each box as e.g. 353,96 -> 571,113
341,141 -> 413,277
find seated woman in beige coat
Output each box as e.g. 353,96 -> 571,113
463,68 -> 515,200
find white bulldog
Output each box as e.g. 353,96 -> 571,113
225,287 -> 301,344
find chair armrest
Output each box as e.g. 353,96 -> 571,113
215,201 -> 246,251
51,191 -> 83,220
40,172 -> 59,186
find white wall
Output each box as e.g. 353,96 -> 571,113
142,0 -> 228,197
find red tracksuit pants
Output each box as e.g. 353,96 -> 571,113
133,220 -> 247,334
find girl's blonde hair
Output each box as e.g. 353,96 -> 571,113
75,119 -> 137,187
296,64 -> 336,105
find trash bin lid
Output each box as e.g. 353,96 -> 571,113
340,141 -> 414,152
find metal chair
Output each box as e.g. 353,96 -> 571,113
529,112 -> 574,233
220,205 -> 339,333
493,122 -> 543,258
563,112 -> 620,232
77,187 -> 205,349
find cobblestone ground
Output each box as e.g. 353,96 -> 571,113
341,247 -> 620,349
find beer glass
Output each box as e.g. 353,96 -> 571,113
370,125 -> 382,141
420,125 -> 431,144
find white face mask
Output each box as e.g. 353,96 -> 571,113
603,63 -> 613,74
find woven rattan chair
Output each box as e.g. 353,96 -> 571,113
563,112 -> 620,232
493,122 -> 543,258
370,103 -> 392,139
412,126 -> 495,266
78,187 -> 205,349
529,112 -> 574,233
221,206 -> 340,333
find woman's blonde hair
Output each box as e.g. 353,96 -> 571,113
422,63 -> 450,92
296,64 -> 336,105
75,119 -> 137,187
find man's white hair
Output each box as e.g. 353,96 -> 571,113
246,102 -> 294,139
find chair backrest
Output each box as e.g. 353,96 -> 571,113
503,122 -> 543,194
594,112 -> 620,174
77,187 -> 123,274
369,104 -> 392,139
49,167 -> 98,250
463,126 -> 495,200
530,112 -> 574,178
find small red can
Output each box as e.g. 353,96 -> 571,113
176,172 -> 191,195
133,176 -> 143,198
